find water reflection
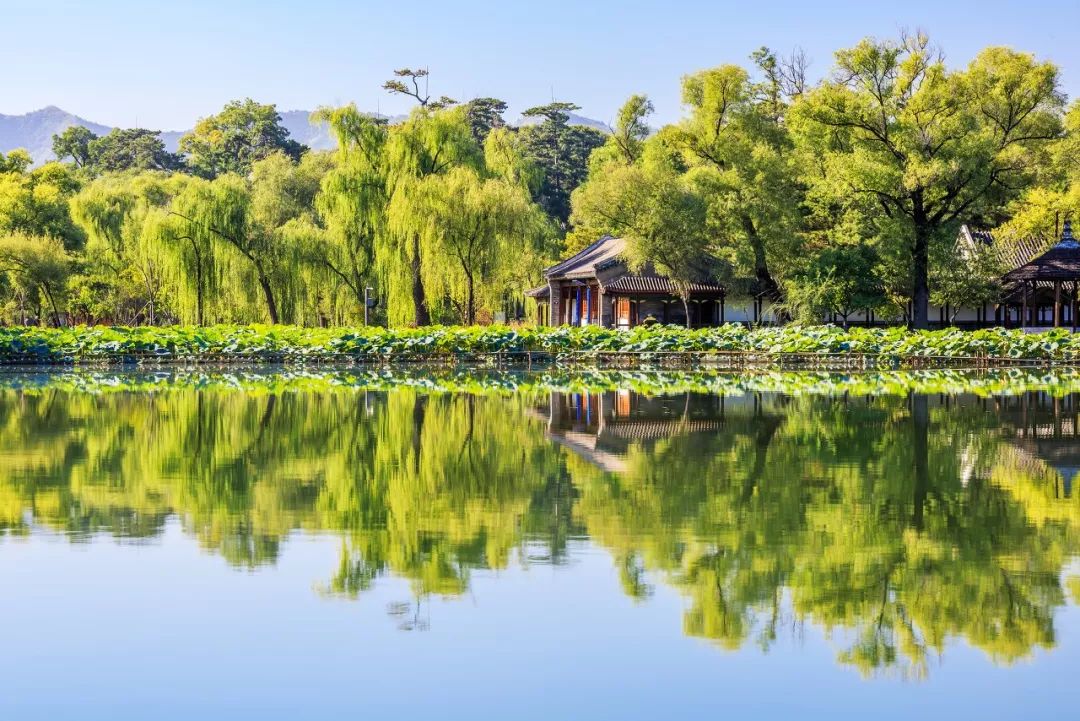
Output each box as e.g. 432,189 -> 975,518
1,374 -> 1079,677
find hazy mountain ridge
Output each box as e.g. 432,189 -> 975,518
0,106 -> 608,165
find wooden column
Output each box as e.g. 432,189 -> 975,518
1055,280 -> 1063,328
1067,280 -> 1075,334
1021,283 -> 1028,329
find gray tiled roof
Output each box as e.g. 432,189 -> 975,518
602,273 -> 725,294
1003,221 -> 1080,282
544,236 -> 628,279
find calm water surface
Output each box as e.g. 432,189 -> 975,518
2,370 -> 1079,719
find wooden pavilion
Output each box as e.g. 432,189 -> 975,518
526,235 -> 778,327
1002,220 -> 1080,330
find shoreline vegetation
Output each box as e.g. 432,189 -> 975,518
1,324 -> 1079,368
1,366 -> 1079,398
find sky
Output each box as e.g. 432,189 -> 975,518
4,0 -> 1080,130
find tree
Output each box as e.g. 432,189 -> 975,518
0,149 -> 32,174
0,160 -> 84,249
69,172 -> 190,324
462,97 -> 508,143
673,61 -> 801,293
164,152 -> 330,324
88,128 -> 184,173
518,102 -> 607,227
0,233 -> 72,325
785,244 -> 886,325
314,105 -> 389,320
382,68 -> 457,110
179,99 -> 307,178
790,35 -> 1064,328
382,107 -> 481,325
52,126 -> 97,168
404,165 -> 545,323
590,94 -> 653,170
572,163 -> 714,327
930,241 -> 1003,322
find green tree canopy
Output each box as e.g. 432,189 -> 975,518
179,99 -> 307,178
790,35 -> 1064,328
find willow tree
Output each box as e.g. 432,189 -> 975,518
314,106 -> 389,319
402,165 -> 545,324
0,159 -> 85,250
790,35 -> 1064,328
167,152 -> 331,324
70,172 -> 186,324
382,107 -> 480,325
589,94 -> 654,171
0,232 -> 72,325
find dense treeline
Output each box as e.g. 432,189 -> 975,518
1,35 -> 1078,328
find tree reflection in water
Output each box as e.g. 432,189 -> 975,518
1,376 -> 1079,677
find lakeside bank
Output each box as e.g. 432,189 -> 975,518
2,324 -> 1079,368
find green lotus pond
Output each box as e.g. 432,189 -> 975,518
2,368 -> 1079,719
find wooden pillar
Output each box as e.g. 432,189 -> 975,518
1021,283 -> 1028,330
720,293 -> 726,324
1055,280 -> 1063,328
1073,281 -> 1078,333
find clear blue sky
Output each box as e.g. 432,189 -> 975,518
5,0 -> 1079,130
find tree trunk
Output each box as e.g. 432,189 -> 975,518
682,297 -> 691,329
195,263 -> 204,325
911,220 -> 931,330
42,284 -> 62,328
257,272 -> 279,324
411,235 -> 430,326
743,215 -> 774,291
188,237 -> 205,326
467,278 -> 475,326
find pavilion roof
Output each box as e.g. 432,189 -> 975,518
1002,221 -> 1080,283
602,272 -> 726,295
544,235 -> 628,280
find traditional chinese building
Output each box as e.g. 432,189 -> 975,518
998,220 -> 1080,330
525,235 -> 778,327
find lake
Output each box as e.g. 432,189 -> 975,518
2,368 -> 1079,720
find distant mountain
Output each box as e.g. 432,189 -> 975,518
0,106 -> 112,165
1,105 -> 608,165
516,111 -> 610,133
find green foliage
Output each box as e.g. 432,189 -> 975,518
518,102 -> 607,226
53,125 -> 184,174
789,34 -> 1064,328
0,160 -> 85,249
1,323 -> 1080,363
588,94 -> 653,171
462,97 -> 508,143
0,149 -> 33,174
179,99 -> 307,178
0,232 -> 73,325
785,244 -> 886,324
89,128 -> 185,173
52,126 -> 96,168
